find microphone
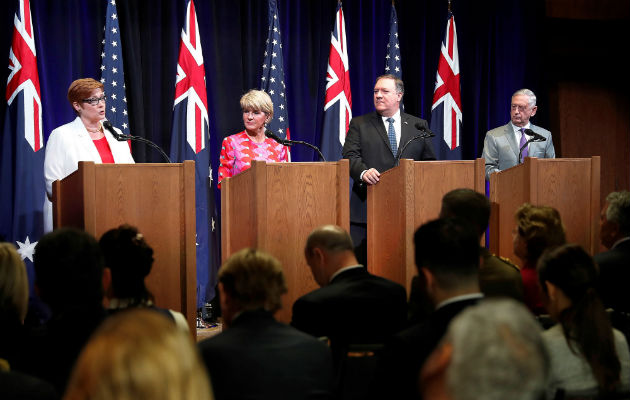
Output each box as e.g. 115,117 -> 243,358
265,129 -> 327,162
102,120 -> 172,163
264,129 -> 287,145
523,128 -> 546,142
414,123 -> 436,138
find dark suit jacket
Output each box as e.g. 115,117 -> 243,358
480,248 -> 524,302
291,267 -> 407,347
342,112 -> 436,223
198,309 -> 334,400
594,239 -> 630,313
373,297 -> 480,400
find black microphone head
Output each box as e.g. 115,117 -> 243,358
265,129 -> 284,143
524,128 -> 546,141
102,120 -> 113,130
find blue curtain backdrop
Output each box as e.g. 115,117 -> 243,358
0,0 -> 546,222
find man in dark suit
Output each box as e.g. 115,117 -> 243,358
198,248 -> 334,400
594,191 -> 630,313
482,88 -> 555,180
291,225 -> 407,350
374,218 -> 483,400
342,74 -> 436,264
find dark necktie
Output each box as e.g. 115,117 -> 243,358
387,117 -> 397,155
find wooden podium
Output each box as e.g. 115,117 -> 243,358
367,158 -> 485,291
221,160 -> 350,324
489,157 -> 601,263
52,161 -> 197,333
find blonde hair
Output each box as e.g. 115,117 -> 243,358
515,203 -> 566,263
219,248 -> 287,313
0,243 -> 29,322
240,89 -> 274,121
64,309 -> 213,400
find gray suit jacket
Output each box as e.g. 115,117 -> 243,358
481,123 -> 555,180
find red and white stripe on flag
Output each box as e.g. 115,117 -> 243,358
6,0 -> 42,152
431,14 -> 462,151
173,0 -> 209,154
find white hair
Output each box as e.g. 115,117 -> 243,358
513,88 -> 537,108
445,299 -> 549,400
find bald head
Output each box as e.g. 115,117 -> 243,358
304,225 -> 357,287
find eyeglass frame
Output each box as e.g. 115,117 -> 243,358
82,95 -> 107,106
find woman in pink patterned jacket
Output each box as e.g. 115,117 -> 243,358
218,90 -> 288,188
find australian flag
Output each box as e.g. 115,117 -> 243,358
430,11 -> 462,160
321,1 -> 352,162
100,0 -> 130,136
169,0 -> 218,307
0,0 -> 45,290
261,0 -> 290,150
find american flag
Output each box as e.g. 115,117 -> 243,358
384,3 -> 402,79
430,11 -> 462,160
169,0 -> 218,307
100,0 -> 130,135
321,1 -> 352,162
0,0 -> 45,289
260,0 -> 290,145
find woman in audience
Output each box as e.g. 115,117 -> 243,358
64,309 -> 213,400
217,89 -> 288,188
513,203 -> 566,314
538,244 -> 630,399
99,225 -> 189,333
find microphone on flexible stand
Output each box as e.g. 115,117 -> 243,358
265,129 -> 327,162
102,120 -> 172,163
395,123 -> 436,166
518,129 -> 547,164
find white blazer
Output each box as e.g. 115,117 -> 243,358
43,117 -> 135,231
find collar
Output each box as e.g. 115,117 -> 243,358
612,236 -> 630,249
329,264 -> 364,283
435,293 -> 483,310
511,122 -> 531,135
380,108 -> 401,123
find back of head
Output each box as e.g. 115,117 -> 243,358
219,248 -> 287,313
446,299 -> 548,400
304,225 -> 354,257
605,191 -> 630,237
64,308 -> 213,400
34,228 -> 104,313
538,244 -> 621,393
99,225 -> 154,304
0,243 -> 29,322
515,203 -> 566,263
414,218 -> 480,290
440,189 -> 490,238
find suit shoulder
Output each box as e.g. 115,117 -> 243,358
485,124 -> 510,138
483,253 -> 520,272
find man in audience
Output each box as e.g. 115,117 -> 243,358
374,218 -> 483,400
198,248 -> 334,400
420,299 -> 548,400
30,228 -> 109,394
291,225 -> 407,353
595,190 -> 630,313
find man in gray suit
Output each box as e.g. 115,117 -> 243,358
482,89 -> 555,180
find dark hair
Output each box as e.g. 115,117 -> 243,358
34,228 -> 104,312
440,188 -> 490,238
538,244 -> 621,394
99,225 -> 154,305
414,218 -> 480,290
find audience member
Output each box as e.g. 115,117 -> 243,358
538,244 -> 630,399
513,203 -> 566,314
64,308 -> 212,400
374,218 -> 483,400
594,191 -> 630,313
0,243 -> 58,400
291,225 -> 407,352
29,228 -> 108,394
99,224 -> 188,332
420,299 -> 548,400
198,248 -> 334,400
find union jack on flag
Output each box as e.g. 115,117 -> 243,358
321,1 -> 352,162
430,11 -> 462,160
100,0 -> 130,136
0,0 -> 45,289
169,0 -> 218,308
261,0 -> 290,147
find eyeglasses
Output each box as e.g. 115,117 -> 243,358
82,95 -> 107,106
